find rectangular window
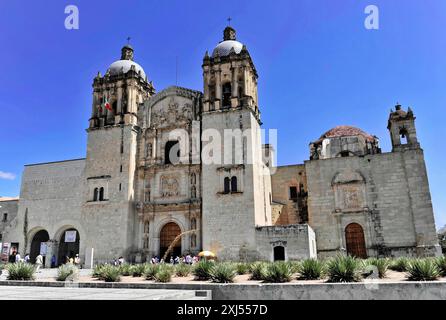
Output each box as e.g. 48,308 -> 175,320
2,213 -> 7,222
289,186 -> 298,200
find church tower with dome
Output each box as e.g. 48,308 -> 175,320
81,44 -> 155,260
201,26 -> 273,260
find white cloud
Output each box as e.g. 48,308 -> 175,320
0,171 -> 16,180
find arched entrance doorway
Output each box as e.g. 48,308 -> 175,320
273,246 -> 285,261
160,222 -> 181,260
30,230 -> 49,264
345,223 -> 367,258
57,228 -> 80,266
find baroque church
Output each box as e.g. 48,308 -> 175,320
0,26 -> 441,266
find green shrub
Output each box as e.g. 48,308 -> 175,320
211,263 -> 237,283
6,262 -> 36,280
407,259 -> 440,281
131,264 -> 148,277
143,264 -> 160,280
287,261 -> 301,274
298,259 -> 325,280
326,255 -> 362,283
92,264 -> 106,279
193,261 -> 214,281
263,262 -> 293,283
235,263 -> 250,275
249,262 -> 267,280
435,256 -> 446,277
102,265 -> 121,282
56,264 -> 79,281
118,263 -> 132,276
155,266 -> 173,283
389,257 -> 410,272
364,258 -> 390,279
175,263 -> 192,277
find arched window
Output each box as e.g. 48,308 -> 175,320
231,176 -> 238,192
165,140 -> 180,165
222,82 -> 232,108
93,188 -> 99,201
99,187 -> 104,201
191,186 -> 197,199
224,177 -> 230,194
399,128 -> 408,145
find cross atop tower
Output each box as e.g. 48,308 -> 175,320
227,17 -> 232,26
127,36 -> 131,45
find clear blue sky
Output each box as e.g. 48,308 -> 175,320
0,0 -> 445,229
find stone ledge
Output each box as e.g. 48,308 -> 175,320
0,280 -> 445,300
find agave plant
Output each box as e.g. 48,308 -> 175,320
435,256 -> 446,277
143,264 -> 160,280
297,259 -> 325,280
6,262 -> 36,281
235,262 -> 250,275
131,264 -> 149,277
249,262 -> 267,280
56,264 -> 79,281
211,263 -> 237,283
326,255 -> 362,283
262,262 -> 293,283
389,257 -> 410,272
407,259 -> 440,281
175,263 -> 192,277
363,258 -> 390,279
118,263 -> 132,276
101,265 -> 121,282
155,265 -> 173,283
193,260 -> 215,281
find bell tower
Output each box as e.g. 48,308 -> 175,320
201,26 -> 272,261
202,26 -> 260,120
82,44 -> 155,262
388,103 -> 420,151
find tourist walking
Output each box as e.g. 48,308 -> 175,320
35,254 -> 43,272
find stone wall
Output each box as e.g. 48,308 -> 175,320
305,149 -> 441,258
0,198 -> 19,243
271,165 -> 307,225
255,224 -> 316,261
3,159 -> 85,262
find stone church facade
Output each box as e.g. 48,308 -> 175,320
0,26 -> 440,266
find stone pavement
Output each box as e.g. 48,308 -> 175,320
0,286 -> 209,300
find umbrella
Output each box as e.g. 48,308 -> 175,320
198,251 -> 216,258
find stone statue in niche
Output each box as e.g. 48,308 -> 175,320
161,176 -> 180,197
144,221 -> 150,233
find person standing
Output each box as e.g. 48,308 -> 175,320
9,251 -> 16,264
15,252 -> 21,263
51,255 -> 56,268
24,253 -> 30,263
35,254 -> 43,272
74,254 -> 81,268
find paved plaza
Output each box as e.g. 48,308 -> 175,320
0,285 -> 208,300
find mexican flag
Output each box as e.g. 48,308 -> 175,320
103,94 -> 112,111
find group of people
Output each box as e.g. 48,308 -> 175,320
150,254 -> 200,265
7,252 -> 81,271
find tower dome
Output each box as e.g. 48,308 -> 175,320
106,44 -> 146,79
212,26 -> 244,57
